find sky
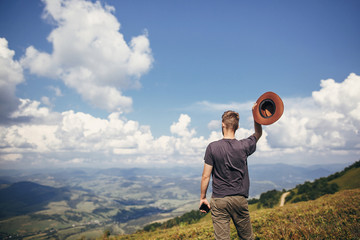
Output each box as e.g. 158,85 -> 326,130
0,0 -> 359,169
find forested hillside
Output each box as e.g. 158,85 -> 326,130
286,160 -> 360,204
249,160 -> 360,208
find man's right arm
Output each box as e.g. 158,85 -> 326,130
200,163 -> 212,212
253,120 -> 262,142
252,103 -> 263,142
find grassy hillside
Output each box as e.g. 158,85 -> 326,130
109,161 -> 360,240
329,165 -> 360,190
251,188 -> 359,239
104,188 -> 360,240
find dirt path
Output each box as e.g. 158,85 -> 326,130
280,192 -> 290,207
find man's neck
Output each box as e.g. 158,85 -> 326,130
222,128 -> 235,139
223,136 -> 235,139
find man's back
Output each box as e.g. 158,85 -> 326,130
204,136 -> 257,198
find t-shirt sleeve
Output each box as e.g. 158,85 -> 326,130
204,144 -> 214,166
244,135 -> 257,156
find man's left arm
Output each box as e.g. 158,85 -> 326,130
200,163 -> 213,212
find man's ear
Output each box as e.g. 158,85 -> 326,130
222,122 -> 226,128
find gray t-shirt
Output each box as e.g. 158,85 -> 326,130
204,135 -> 257,198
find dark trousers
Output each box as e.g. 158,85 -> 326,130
210,196 -> 254,240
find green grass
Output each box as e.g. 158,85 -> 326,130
109,188 -> 360,240
329,167 -> 360,190
251,189 -> 360,239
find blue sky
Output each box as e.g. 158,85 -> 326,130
0,0 -> 359,168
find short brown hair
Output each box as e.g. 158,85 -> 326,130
222,110 -> 239,131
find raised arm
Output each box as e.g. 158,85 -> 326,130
252,103 -> 262,142
253,120 -> 262,142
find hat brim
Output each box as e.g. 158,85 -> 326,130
252,92 -> 284,125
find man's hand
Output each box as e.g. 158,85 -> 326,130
252,102 -> 257,111
199,198 -> 210,213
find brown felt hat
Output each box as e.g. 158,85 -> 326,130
252,92 -> 284,125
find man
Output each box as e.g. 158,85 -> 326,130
200,108 -> 262,240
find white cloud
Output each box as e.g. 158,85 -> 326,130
0,38 -> 24,123
265,73 -> 360,162
41,96 -> 52,106
170,114 -> 196,138
10,98 -> 61,124
1,154 -> 23,162
48,86 -> 63,97
207,120 -> 221,130
0,102 -> 208,168
1,73 -> 359,168
313,73 -> 360,127
20,0 -> 153,112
